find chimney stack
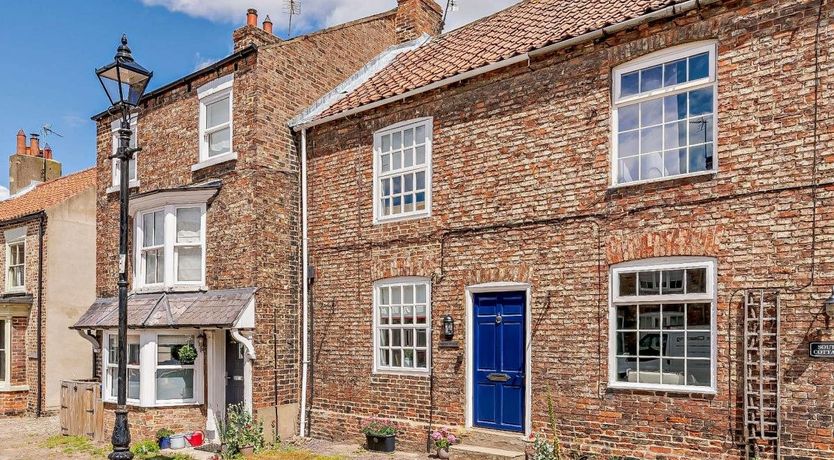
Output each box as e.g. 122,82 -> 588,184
15,130 -> 25,155
246,8 -> 258,27
395,0 -> 443,43
43,144 -> 52,160
29,133 -> 40,156
263,15 -> 273,34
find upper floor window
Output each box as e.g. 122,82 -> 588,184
374,277 -> 431,374
610,257 -> 716,393
373,118 -> 432,223
198,75 -> 233,164
111,116 -> 138,189
135,204 -> 205,290
612,42 -> 717,185
4,228 -> 25,292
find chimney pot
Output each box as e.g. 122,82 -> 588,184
246,8 -> 258,27
15,130 -> 26,155
43,144 -> 52,160
263,15 -> 273,34
29,133 -> 40,156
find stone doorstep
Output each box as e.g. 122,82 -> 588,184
460,428 -> 529,452
449,444 -> 526,460
160,446 -> 216,460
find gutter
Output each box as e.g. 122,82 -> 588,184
291,0 -> 722,131
299,128 -> 311,437
91,45 -> 258,121
77,329 -> 101,353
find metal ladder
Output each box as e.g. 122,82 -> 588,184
743,290 -> 781,460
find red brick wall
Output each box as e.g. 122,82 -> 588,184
0,390 -> 27,416
395,0 -> 442,43
303,0 -> 834,458
102,403 -> 206,442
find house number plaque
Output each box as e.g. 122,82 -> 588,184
809,342 -> 834,358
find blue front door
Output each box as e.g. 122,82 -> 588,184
473,291 -> 525,432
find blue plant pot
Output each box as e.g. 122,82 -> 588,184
159,437 -> 171,449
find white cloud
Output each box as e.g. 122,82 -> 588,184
140,0 -> 521,35
193,52 -> 219,71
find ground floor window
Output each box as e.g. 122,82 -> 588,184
0,319 -> 7,385
610,258 -> 716,392
374,277 -> 431,374
103,330 -> 203,406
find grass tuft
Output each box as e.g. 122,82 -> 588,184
44,435 -> 107,457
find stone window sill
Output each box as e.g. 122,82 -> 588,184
191,152 -> 238,172
0,385 -> 30,393
106,180 -> 140,194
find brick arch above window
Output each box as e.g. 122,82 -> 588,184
606,228 -> 722,265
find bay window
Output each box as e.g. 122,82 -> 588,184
102,331 -> 202,406
373,118 -> 432,223
610,258 -> 716,392
612,42 -> 717,185
135,204 -> 205,289
374,277 -> 431,374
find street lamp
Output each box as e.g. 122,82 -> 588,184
96,34 -> 152,460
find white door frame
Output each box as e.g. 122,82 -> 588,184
464,282 -> 532,437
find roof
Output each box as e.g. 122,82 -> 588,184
298,0 -> 690,124
0,168 -> 95,222
72,288 -> 258,330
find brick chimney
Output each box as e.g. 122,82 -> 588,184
9,130 -> 62,194
395,0 -> 442,43
232,7 -> 281,51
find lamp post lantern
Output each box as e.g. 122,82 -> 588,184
96,34 -> 152,460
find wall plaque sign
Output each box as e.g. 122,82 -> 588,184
809,342 -> 834,358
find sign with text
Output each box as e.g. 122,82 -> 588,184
809,342 -> 834,358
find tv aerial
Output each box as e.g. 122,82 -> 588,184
41,123 -> 64,141
442,0 -> 459,31
284,0 -> 301,37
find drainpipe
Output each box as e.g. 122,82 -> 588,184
36,212 -> 45,417
299,128 -> 310,437
230,329 -> 255,414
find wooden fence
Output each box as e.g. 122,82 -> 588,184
59,380 -> 104,441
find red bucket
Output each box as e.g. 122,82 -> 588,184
185,430 -> 204,447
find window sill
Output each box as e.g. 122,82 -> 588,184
0,385 -> 30,393
106,180 -> 140,194
191,152 -> 237,172
372,368 -> 431,378
609,169 -> 716,189
373,211 -> 431,226
132,285 -> 207,295
607,382 -> 716,395
103,399 -> 202,408
3,288 -> 27,296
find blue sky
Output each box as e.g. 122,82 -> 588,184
0,0 -> 517,187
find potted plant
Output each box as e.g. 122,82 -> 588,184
156,428 -> 174,449
176,341 -> 198,365
431,428 -> 458,459
361,418 -> 397,453
218,403 -> 264,459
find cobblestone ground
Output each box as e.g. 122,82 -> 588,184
0,416 -> 428,459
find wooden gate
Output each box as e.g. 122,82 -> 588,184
59,380 -> 104,441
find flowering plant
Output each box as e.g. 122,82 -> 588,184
361,418 -> 397,437
430,428 -> 458,449
217,403 -> 264,458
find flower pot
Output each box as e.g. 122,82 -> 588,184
239,446 -> 255,457
436,447 -> 450,459
158,436 -> 171,449
366,433 -> 396,452
169,435 -> 186,450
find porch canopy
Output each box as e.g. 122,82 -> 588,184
71,288 -> 257,330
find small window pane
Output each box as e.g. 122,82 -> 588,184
403,306 -> 414,324
664,148 -> 687,176
381,154 -> 391,173
416,329 -> 426,347
640,152 -> 663,180
687,359 -> 711,386
392,350 -> 402,367
640,126 -> 663,154
618,157 -> 639,183
404,175 -> 414,194
391,306 -> 401,325
391,132 -> 401,150
687,303 -> 711,330
403,329 -> 414,346
176,208 -> 201,244
687,332 -> 711,358
664,59 -> 687,86
640,65 -> 663,92
689,143 -> 714,173
156,369 -> 194,401
688,52 -> 710,81
662,304 -> 685,330
618,104 -> 639,131
153,211 -> 164,246
688,116 -> 713,145
637,357 -> 660,382
638,272 -> 660,295
416,350 -> 427,368
415,125 -> 426,143
618,131 -> 639,157
640,99 -> 663,127
176,246 -> 202,282
391,286 -> 401,304
208,127 -> 231,157
379,307 -> 389,325
616,356 -> 637,382
639,305 -> 660,329
662,359 -> 685,384
403,128 -> 414,147
157,335 -> 190,365
403,148 -> 413,168
381,135 -> 391,153
664,121 -> 687,150
380,329 -> 389,346
415,305 -> 427,324
143,213 -> 154,247
379,287 -> 389,305
617,305 -> 637,329
638,332 -> 661,356
621,71 -> 639,97
662,270 -> 684,294
380,349 -> 390,366
415,284 -> 426,303
616,331 -> 637,356
415,145 -> 426,165
206,97 -> 230,128
664,94 -> 688,122
686,268 -> 707,293
664,332 -> 686,357
688,87 -> 713,116
403,349 -> 414,367
392,176 -> 402,194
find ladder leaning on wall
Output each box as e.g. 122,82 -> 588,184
743,290 -> 781,460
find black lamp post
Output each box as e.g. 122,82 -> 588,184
96,35 -> 152,460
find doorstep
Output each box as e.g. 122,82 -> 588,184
160,446 -> 216,460
449,444 -> 525,460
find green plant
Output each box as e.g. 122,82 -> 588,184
156,428 -> 175,440
430,428 -> 457,449
132,439 -> 161,458
360,418 -> 397,437
44,435 -> 106,457
218,402 -> 265,458
176,342 -> 198,364
528,387 -> 564,460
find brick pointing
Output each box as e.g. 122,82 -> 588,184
303,0 -> 834,458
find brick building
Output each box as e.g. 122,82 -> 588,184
290,0 -> 834,458
0,132 -> 95,416
73,0 -> 442,442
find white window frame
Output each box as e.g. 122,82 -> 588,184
109,115 -> 139,191
103,333 -> 141,404
196,75 -> 235,169
4,228 -> 25,293
0,318 -> 9,387
611,41 -> 718,187
102,330 -> 204,407
608,257 -> 717,394
372,277 -> 431,376
134,204 -> 207,291
372,118 -> 433,224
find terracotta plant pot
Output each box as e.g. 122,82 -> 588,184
436,447 -> 450,459
239,446 -> 255,457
